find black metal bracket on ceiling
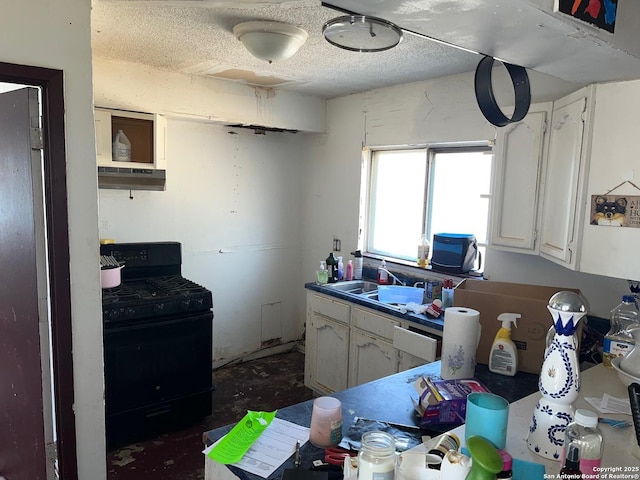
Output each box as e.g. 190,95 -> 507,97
474,56 -> 531,127
320,2 -> 531,127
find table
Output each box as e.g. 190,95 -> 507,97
449,363 -> 640,474
204,363 -> 640,480
203,362 -> 539,480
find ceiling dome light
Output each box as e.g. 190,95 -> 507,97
233,21 -> 308,63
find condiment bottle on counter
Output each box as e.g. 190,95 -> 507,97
326,253 -> 339,283
337,256 -> 344,281
561,409 -> 603,478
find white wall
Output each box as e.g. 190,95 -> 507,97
98,120 -> 307,365
93,58 -> 326,133
1,1 -> 106,478
302,69 -> 629,319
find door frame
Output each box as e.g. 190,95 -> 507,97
0,62 -> 77,480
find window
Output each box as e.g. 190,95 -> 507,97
365,144 -> 492,265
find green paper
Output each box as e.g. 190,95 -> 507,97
207,410 -> 277,464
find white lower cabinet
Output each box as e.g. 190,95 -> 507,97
348,307 -> 400,387
305,291 -> 441,394
348,329 -> 398,387
305,293 -> 350,395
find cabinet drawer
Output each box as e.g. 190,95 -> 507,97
393,326 -> 439,362
352,307 -> 400,340
308,293 -> 350,324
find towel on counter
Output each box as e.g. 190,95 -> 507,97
399,302 -> 430,315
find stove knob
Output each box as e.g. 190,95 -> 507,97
181,299 -> 191,311
125,307 -> 136,318
154,303 -> 165,314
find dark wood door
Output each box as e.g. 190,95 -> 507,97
0,87 -> 48,479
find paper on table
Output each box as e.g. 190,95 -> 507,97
204,417 -> 311,479
585,393 -> 632,415
206,410 -> 277,464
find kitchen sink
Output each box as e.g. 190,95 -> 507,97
322,280 -> 378,295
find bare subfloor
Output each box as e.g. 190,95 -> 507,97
106,350 -> 313,480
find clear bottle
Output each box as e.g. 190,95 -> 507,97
112,129 -> 132,162
603,295 -> 639,368
357,431 -> 396,480
316,261 -> 328,285
561,409 -> 603,478
417,234 -> 430,268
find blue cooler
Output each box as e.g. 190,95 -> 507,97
431,233 -> 478,274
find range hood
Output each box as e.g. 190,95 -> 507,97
98,166 -> 166,191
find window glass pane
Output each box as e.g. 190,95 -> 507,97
429,150 -> 492,244
369,150 -> 426,259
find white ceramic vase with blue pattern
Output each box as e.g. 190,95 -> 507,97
526,292 -> 588,461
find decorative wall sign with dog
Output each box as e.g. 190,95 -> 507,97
590,195 -> 640,227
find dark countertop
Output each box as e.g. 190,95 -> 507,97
204,361 -> 539,480
305,281 -> 445,333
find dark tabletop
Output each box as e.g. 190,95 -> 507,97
203,361 -> 539,480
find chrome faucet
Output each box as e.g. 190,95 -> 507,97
379,268 -> 406,286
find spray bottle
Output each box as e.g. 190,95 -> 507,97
489,313 -> 521,376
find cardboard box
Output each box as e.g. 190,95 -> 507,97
412,376 -> 490,427
453,280 -> 582,374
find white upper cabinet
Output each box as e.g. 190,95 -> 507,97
578,80 -> 640,280
490,102 -> 552,253
94,107 -> 167,169
491,80 -> 640,280
538,87 -> 595,269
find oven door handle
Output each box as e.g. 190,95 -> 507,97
105,312 -> 213,334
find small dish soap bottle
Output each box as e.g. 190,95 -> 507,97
316,261 -> 328,285
378,259 -> 389,285
489,313 -> 521,376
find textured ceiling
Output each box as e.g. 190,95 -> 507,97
92,0 -> 640,99
91,0 -> 481,99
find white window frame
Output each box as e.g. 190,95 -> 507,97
361,142 -> 492,265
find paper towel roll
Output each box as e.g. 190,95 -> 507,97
440,307 -> 481,380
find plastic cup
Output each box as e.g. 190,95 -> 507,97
464,392 -> 509,450
309,396 -> 343,448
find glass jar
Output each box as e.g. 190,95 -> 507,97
561,409 -> 604,478
358,431 -> 396,480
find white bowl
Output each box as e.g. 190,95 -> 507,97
611,357 -> 640,387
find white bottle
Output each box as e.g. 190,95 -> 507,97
489,313 -> 520,376
112,129 -> 132,162
337,256 -> 344,281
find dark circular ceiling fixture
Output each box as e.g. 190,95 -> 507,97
474,55 -> 531,127
323,15 -> 403,52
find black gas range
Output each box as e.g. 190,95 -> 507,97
100,242 -> 214,449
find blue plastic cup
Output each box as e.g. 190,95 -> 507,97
464,392 -> 509,449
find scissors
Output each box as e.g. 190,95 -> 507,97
324,446 -> 356,466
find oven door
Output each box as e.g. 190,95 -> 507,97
104,310 -> 213,447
